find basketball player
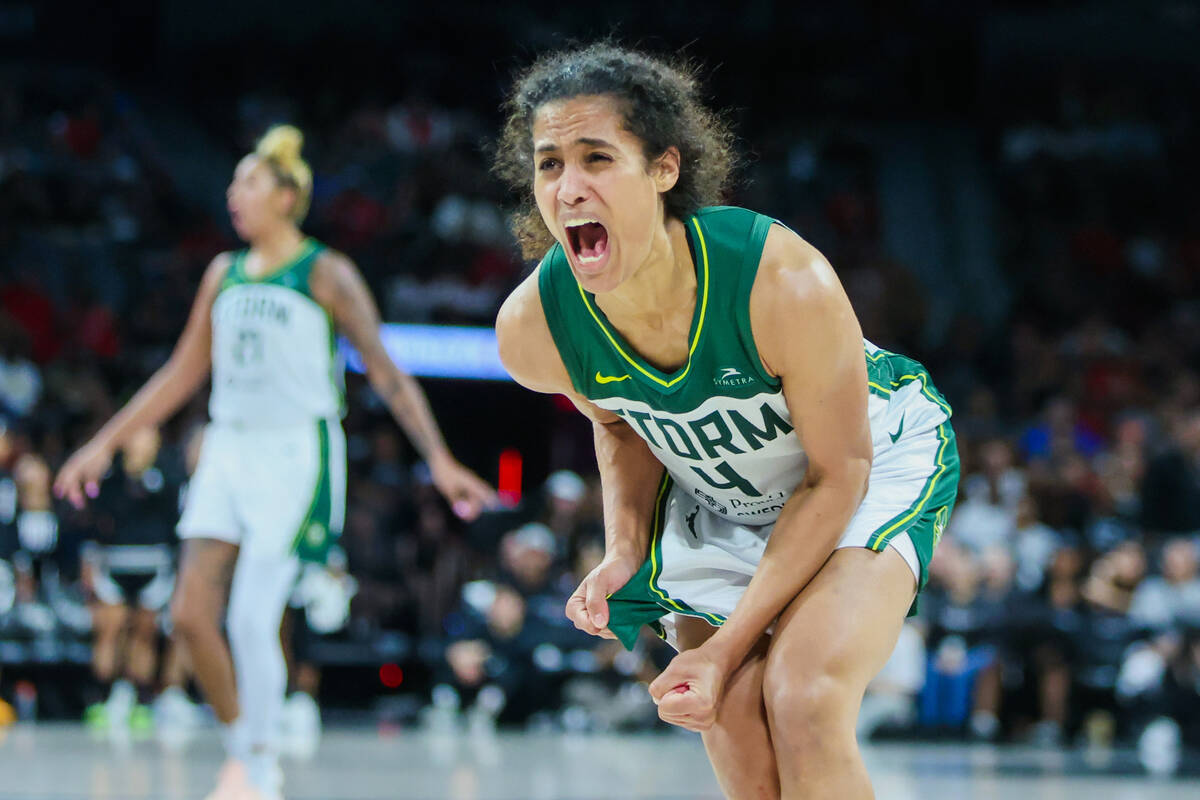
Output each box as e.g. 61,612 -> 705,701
55,125 -> 496,800
495,45 -> 958,799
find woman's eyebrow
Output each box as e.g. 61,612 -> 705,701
535,137 -> 615,153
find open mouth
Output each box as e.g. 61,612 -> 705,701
564,219 -> 609,266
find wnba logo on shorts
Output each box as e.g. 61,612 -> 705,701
933,507 -> 949,546
693,487 -> 727,515
306,522 -> 326,547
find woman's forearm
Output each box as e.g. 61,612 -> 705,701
90,356 -> 210,454
593,418 -> 665,562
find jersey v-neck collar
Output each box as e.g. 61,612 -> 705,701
575,215 -> 710,393
236,238 -> 319,283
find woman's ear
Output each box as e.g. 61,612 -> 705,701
652,147 -> 681,193
274,185 -> 299,220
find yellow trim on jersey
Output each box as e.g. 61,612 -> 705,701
867,422 -> 951,550
578,217 -> 710,389
647,476 -> 678,609
235,238 -> 320,284
869,372 -> 951,417
647,476 -> 725,626
865,346 -> 952,416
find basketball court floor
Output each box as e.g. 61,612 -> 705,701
0,724 -> 1196,799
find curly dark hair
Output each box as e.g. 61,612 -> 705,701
494,43 -> 737,260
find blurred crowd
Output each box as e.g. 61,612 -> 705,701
858,70 -> 1200,765
0,56 -> 1198,761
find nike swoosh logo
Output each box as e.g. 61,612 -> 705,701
889,413 -> 905,444
595,372 -> 631,384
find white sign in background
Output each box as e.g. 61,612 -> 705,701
340,324 -> 512,381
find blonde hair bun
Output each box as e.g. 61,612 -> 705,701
253,124 -> 312,223
256,124 -> 304,165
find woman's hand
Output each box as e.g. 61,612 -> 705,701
428,452 -> 499,521
565,551 -> 641,638
53,441 -> 114,509
648,645 -> 730,732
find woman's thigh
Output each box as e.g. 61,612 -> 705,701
764,546 -> 916,723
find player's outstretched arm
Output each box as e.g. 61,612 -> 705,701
310,251 -> 497,520
54,254 -> 227,508
497,269 -> 664,637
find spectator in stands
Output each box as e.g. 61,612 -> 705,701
539,469 -> 589,556
341,506 -> 409,633
1093,415 -> 1148,522
917,541 -> 1006,737
948,439 -> 1021,556
0,315 -> 40,419
1023,538 -> 1087,744
1072,541 -> 1152,741
1020,396 -> 1105,464
1130,537 -> 1200,631
963,438 -> 1027,511
9,453 -> 74,643
400,491 -> 472,637
1120,626 -> 1200,774
81,427 -> 180,735
498,523 -> 561,599
436,581 -> 551,728
1011,495 -> 1061,593
1168,629 -> 1200,749
1141,407 -> 1200,535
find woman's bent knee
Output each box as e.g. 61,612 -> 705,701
763,665 -> 857,748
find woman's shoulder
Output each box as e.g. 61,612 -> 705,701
746,224 -> 852,377
694,204 -> 768,219
753,222 -> 834,296
496,267 -> 566,393
199,251 -> 237,293
693,204 -> 776,231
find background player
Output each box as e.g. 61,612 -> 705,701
55,125 -> 496,800
495,45 -> 958,799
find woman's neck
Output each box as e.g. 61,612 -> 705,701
595,216 -> 695,324
247,224 -> 305,274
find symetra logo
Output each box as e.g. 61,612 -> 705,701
595,371 -> 631,385
715,367 -> 754,388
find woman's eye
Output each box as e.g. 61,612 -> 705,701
538,158 -> 560,171
586,153 -> 612,163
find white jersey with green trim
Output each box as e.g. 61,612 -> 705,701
209,242 -> 344,425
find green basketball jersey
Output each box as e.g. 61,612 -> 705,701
211,238 -> 345,425
538,206 -> 945,527
539,206 -> 803,524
